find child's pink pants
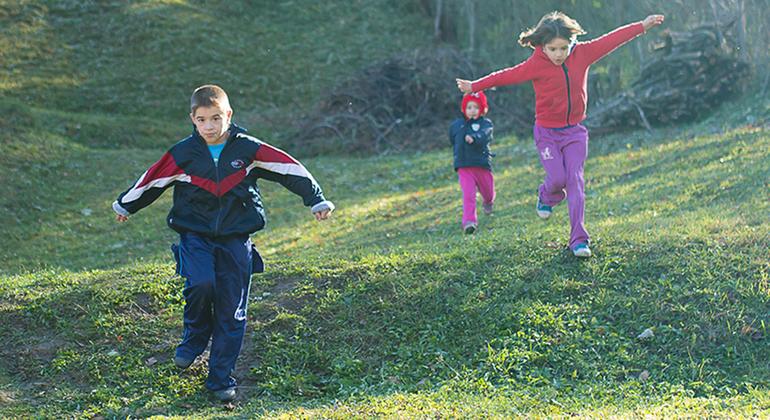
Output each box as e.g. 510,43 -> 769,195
534,123 -> 590,249
457,167 -> 495,225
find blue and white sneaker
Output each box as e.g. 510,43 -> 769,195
173,355 -> 194,370
572,243 -> 592,258
536,197 -> 552,219
212,387 -> 237,402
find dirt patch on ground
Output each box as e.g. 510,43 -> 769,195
0,389 -> 15,404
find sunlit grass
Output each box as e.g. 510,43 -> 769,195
1,0 -> 769,412
0,0 -> 431,144
1,93 -> 768,416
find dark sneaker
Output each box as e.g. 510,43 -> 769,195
572,243 -> 592,258
536,197 -> 552,219
173,355 -> 194,370
482,202 -> 493,215
213,387 -> 237,402
463,222 -> 477,234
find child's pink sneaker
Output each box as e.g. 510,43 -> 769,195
483,202 -> 494,215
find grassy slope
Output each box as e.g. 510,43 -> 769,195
1,95 -> 768,417
2,0 -> 770,417
1,0 -> 429,144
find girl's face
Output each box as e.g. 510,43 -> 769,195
543,37 -> 571,66
465,101 -> 480,119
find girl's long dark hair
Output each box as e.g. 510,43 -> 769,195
518,11 -> 586,49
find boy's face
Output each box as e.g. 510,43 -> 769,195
544,37 -> 571,66
191,105 -> 232,144
465,101 -> 480,119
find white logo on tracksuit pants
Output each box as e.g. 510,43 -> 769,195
234,288 -> 247,321
541,146 -> 554,161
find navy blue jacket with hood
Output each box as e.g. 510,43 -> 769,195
449,116 -> 494,171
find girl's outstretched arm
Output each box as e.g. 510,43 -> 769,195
456,56 -> 536,94
580,15 -> 664,64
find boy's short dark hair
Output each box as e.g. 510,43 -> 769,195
191,84 -> 231,115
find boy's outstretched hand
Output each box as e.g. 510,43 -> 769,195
642,15 -> 664,31
314,209 -> 332,221
116,214 -> 129,222
456,78 -> 472,94
311,200 -> 335,221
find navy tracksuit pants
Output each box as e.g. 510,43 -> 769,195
172,232 -> 263,391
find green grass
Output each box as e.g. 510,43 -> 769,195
0,93 -> 768,417
1,0 -> 430,146
2,0 -> 770,417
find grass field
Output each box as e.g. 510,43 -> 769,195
1,94 -> 768,417
1,0 -> 430,145
2,1 -> 769,418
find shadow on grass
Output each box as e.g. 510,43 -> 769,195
0,230 -> 768,416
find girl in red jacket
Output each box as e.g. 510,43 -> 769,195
457,12 -> 664,257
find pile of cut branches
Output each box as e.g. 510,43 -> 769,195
293,48 -> 531,156
584,23 -> 750,132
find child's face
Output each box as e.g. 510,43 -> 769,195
544,37 -> 571,66
191,105 -> 232,144
465,101 -> 480,119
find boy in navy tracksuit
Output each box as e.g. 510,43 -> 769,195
449,91 -> 495,234
112,85 -> 334,401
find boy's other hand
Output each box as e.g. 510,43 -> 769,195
115,214 -> 129,222
642,15 -> 664,31
456,79 -> 472,94
465,135 -> 474,144
314,209 -> 332,221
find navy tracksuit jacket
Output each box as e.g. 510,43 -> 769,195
113,123 -> 331,391
449,116 -> 494,171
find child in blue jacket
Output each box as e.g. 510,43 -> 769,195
449,91 -> 495,234
112,85 -> 334,402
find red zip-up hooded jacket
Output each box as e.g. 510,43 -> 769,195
471,22 -> 645,128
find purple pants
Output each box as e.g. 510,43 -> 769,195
533,123 -> 590,249
458,166 -> 495,225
